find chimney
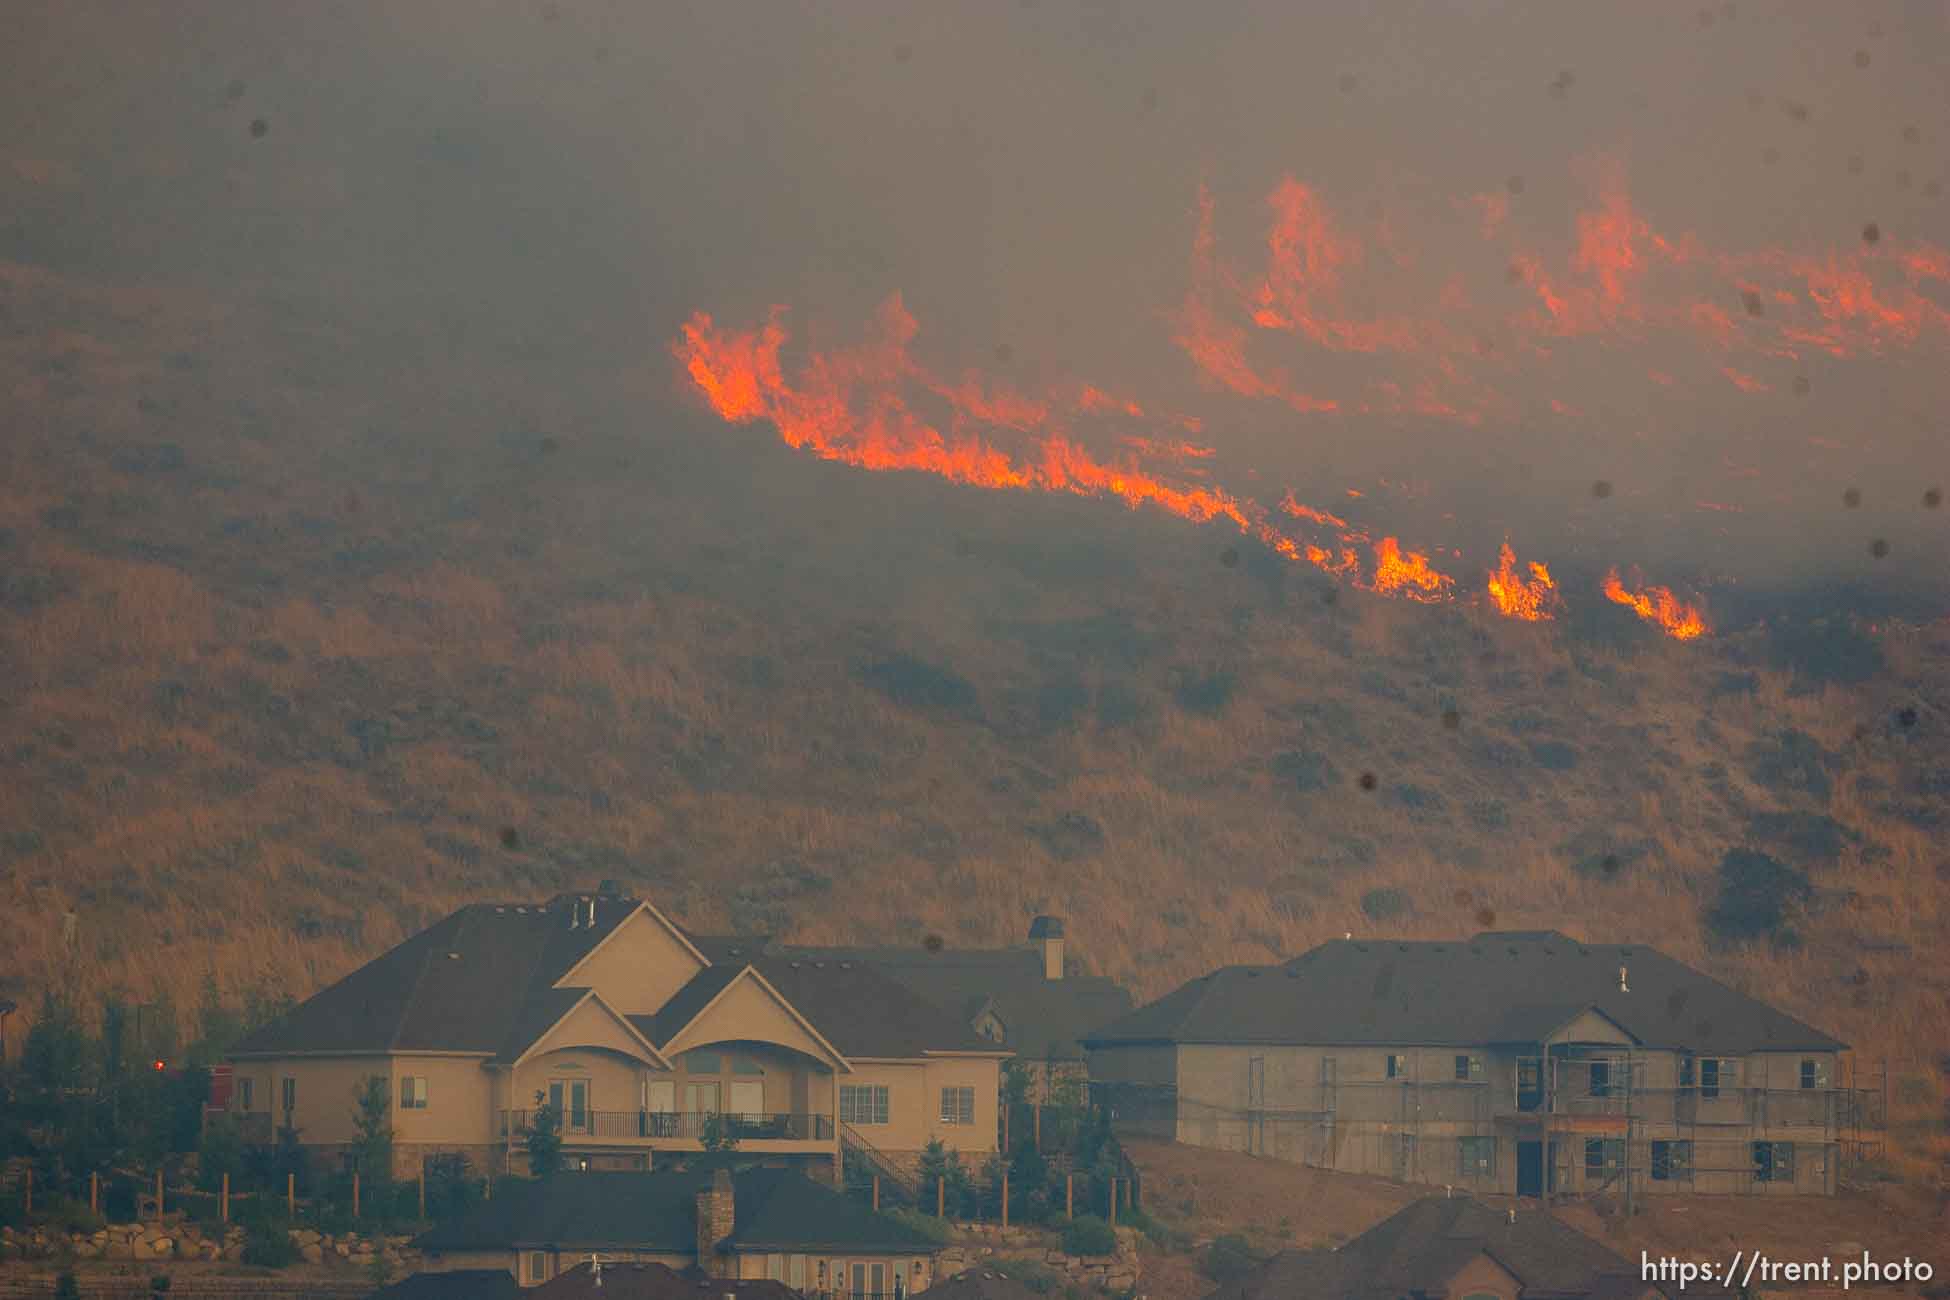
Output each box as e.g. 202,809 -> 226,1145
694,1169 -> 735,1276
1028,916 -> 1065,981
1618,964 -> 1630,993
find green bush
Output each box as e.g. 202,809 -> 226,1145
1122,1206 -> 1192,1252
1200,1233 -> 1260,1283
42,1196 -> 106,1235
241,1221 -> 300,1268
882,1208 -> 953,1247
1063,1214 -> 1117,1257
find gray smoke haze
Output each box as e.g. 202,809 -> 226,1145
6,0 -> 1946,613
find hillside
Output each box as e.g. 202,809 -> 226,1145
1,259 -> 1946,1183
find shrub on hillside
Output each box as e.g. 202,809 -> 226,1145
1062,1214 -> 1117,1257
241,1220 -> 300,1268
1172,667 -> 1237,716
1360,888 -> 1410,922
1766,618 -> 1884,685
858,654 -> 981,720
1199,1233 -> 1260,1283
1744,729 -> 1836,801
1527,740 -> 1580,771
1272,749 -> 1337,793
1747,811 -> 1854,864
1703,848 -> 1812,943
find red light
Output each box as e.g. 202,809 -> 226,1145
153,1059 -> 167,1072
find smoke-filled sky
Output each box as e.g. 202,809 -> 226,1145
7,0 -> 1947,624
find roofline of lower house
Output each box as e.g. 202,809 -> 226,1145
1082,1036 -> 1849,1051
228,1049 -> 497,1060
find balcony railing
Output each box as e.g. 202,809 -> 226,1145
498,1110 -> 833,1142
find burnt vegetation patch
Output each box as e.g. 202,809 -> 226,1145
1703,847 -> 1813,946
858,653 -> 982,720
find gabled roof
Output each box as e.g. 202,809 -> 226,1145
232,898 -> 638,1057
233,895 -> 994,1064
369,1270 -> 520,1300
1208,1196 -> 1660,1300
641,965 -> 850,1069
413,1169 -> 941,1255
1085,934 -> 1843,1054
691,936 -> 1130,1061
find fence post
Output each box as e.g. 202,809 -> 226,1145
1065,1173 -> 1073,1218
1034,1105 -> 1041,1151
22,1167 -> 29,1215
419,1156 -> 426,1220
222,1171 -> 230,1223
90,1171 -> 99,1216
937,1176 -> 945,1218
871,1175 -> 879,1212
1001,1173 -> 1009,1230
352,1171 -> 360,1219
156,1169 -> 165,1224
287,1172 -> 295,1218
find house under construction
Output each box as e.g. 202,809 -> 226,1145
1083,932 -> 1883,1200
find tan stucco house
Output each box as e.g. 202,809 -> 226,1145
1087,931 -> 1862,1199
226,887 -> 1010,1182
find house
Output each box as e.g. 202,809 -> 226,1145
410,1165 -> 941,1293
530,1261 -> 800,1298
1085,931 -> 1860,1198
701,916 -> 1132,1100
1205,1194 -> 1667,1300
225,886 -> 1010,1183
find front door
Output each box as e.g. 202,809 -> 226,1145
1517,1140 -> 1542,1196
850,1262 -> 886,1298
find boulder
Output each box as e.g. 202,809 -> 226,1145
301,1243 -> 325,1264
291,1228 -> 321,1246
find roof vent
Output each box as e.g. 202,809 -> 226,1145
1397,944 -> 1408,952
515,906 -> 527,914
839,961 -> 851,970
446,952 -> 461,961
494,906 -> 505,913
813,961 -> 824,969
597,878 -> 623,897
789,961 -> 800,969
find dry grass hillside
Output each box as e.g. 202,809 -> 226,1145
1,260 -> 1946,1186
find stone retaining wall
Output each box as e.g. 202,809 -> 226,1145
935,1223 -> 1141,1295
0,1221 -> 421,1273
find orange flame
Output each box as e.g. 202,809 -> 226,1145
1601,568 -> 1708,640
1370,537 -> 1455,602
1486,543 -> 1559,621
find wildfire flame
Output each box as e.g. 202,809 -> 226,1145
1486,543 -> 1559,621
1601,568 -> 1709,641
675,296 -> 1474,607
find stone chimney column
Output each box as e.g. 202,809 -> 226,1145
1028,916 -> 1065,981
694,1168 -> 735,1277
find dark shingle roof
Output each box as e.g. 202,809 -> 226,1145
232,898 -> 640,1057
369,1270 -> 520,1300
232,897 -> 992,1065
533,1262 -> 799,1299
1086,934 -> 1842,1054
1208,1196 -> 1656,1300
689,936 -> 1131,1061
914,1271 -> 1051,1299
413,1169 -> 942,1256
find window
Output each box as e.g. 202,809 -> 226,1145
1458,1136 -> 1495,1177
729,1080 -> 764,1118
840,1084 -> 889,1125
1454,1054 -> 1482,1081
1700,1057 -> 1721,1100
525,1251 -> 547,1283
1584,1138 -> 1623,1178
731,1054 -> 764,1076
1754,1141 -> 1794,1183
1588,1060 -> 1611,1097
1385,1054 -> 1409,1079
685,1050 -> 722,1074
1678,1053 -> 1695,1086
766,1254 -> 784,1281
280,1077 -> 296,1113
940,1086 -> 975,1125
238,1078 -> 254,1111
1800,1059 -> 1826,1090
399,1076 -> 429,1110
788,1255 -> 806,1289
1651,1140 -> 1692,1182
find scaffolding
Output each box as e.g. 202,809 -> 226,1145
1096,1050 -> 1886,1200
